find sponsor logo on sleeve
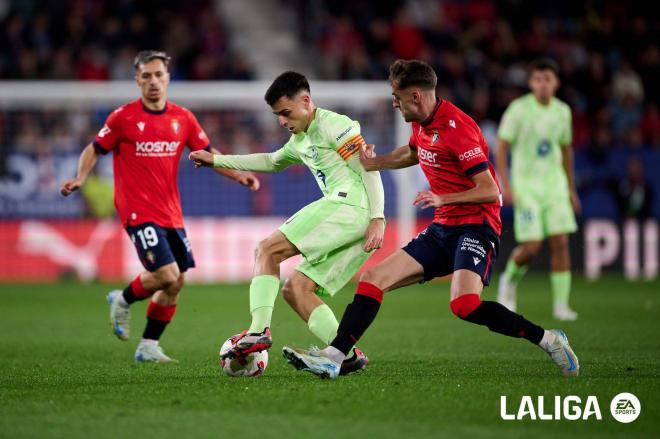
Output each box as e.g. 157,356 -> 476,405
458,147 -> 483,161
98,125 -> 111,138
335,126 -> 354,142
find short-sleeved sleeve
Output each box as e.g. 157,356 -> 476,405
186,110 -> 210,151
323,113 -> 365,161
408,124 -> 419,149
93,107 -> 123,154
559,105 -> 573,146
497,101 -> 520,144
448,127 -> 489,177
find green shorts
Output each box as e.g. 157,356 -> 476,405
513,193 -> 577,242
279,198 -> 372,297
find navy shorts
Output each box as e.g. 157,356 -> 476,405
125,222 -> 195,273
402,222 -> 499,286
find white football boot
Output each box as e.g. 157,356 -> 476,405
282,346 -> 340,379
553,304 -> 578,321
107,290 -> 130,341
135,340 -> 178,363
544,329 -> 579,377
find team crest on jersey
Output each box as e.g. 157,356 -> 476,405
146,250 -> 156,264
431,131 -> 440,145
137,122 -> 145,132
171,119 -> 180,134
310,145 -> 319,160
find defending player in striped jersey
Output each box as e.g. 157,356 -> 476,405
190,71 -> 385,375
495,58 -> 580,321
282,59 -> 579,379
61,51 -> 259,363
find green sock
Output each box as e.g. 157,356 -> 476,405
247,275 -> 280,333
504,258 -> 528,285
307,304 -> 339,345
550,271 -> 571,306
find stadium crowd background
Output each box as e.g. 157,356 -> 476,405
0,0 -> 657,220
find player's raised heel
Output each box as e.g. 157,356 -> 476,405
222,328 -> 272,359
282,346 -> 340,379
339,347 -> 369,376
107,290 -> 130,341
135,341 -> 178,363
546,329 -> 579,377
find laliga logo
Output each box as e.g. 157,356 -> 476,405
501,393 -> 641,423
500,396 -> 602,421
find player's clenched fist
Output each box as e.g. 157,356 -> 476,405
60,177 -> 84,196
189,150 -> 214,168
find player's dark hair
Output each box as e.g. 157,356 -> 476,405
388,59 -> 437,90
264,71 -> 310,106
133,50 -> 171,70
529,58 -> 559,76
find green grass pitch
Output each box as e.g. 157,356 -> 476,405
1,274 -> 658,438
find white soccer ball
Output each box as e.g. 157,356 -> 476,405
219,335 -> 268,377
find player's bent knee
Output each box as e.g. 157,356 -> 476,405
450,294 -> 482,319
154,266 -> 180,289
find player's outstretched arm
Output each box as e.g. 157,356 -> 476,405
189,147 -> 298,174
360,144 -> 418,171
60,143 -> 99,196
414,169 -> 501,208
207,147 -> 259,191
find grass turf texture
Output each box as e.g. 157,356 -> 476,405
0,274 -> 658,438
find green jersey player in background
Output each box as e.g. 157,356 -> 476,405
495,58 -> 580,321
190,71 -> 385,374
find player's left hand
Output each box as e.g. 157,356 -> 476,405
570,190 -> 581,215
363,218 -> 385,252
413,190 -> 443,209
189,150 -> 214,168
236,172 -> 260,191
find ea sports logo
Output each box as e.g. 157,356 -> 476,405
610,392 -> 640,423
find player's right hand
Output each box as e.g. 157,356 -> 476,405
60,177 -> 83,196
359,144 -> 378,171
189,150 -> 214,168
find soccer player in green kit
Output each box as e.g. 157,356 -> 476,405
495,59 -> 581,321
190,71 -> 385,374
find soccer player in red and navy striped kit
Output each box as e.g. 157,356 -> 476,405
61,51 -> 259,362
283,59 -> 580,378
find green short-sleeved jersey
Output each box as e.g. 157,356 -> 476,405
498,93 -> 572,198
275,107 -> 370,209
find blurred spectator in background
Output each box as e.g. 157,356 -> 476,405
609,157 -> 654,220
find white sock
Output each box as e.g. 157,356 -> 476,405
538,330 -> 557,351
118,293 -> 129,308
320,346 -> 345,364
140,338 -> 158,346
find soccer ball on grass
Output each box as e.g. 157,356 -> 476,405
219,335 -> 268,377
